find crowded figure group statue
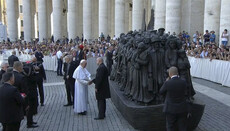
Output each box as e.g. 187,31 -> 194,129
110,28 -> 196,105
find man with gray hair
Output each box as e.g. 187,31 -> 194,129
73,59 -> 91,115
0,62 -> 9,81
8,51 -> 19,67
160,66 -> 189,131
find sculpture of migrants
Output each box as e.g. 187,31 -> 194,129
109,28 -> 204,131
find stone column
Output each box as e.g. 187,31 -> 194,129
165,0 -> 181,34
6,0 -> 18,41
83,0 -> 92,40
68,0 -> 77,40
38,0 -> 47,41
115,0 -> 125,37
132,0 -> 144,31
219,0 -> 230,46
23,0 -> 33,42
124,1 -> 129,33
99,0 -> 108,36
204,0 -> 221,44
52,0 -> 63,41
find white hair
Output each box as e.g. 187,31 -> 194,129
1,62 -> 8,68
80,59 -> 87,64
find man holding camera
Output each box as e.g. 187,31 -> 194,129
31,57 -> 46,106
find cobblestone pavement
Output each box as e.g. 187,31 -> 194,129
1,71 -> 230,131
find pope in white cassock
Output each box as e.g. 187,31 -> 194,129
73,60 -> 91,115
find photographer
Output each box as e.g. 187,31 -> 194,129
23,61 -> 39,128
31,57 -> 46,106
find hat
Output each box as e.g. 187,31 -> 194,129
79,44 -> 84,50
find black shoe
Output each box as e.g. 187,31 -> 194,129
63,104 -> 72,107
27,124 -> 38,128
78,112 -> 87,115
32,122 -> 37,124
41,103 -> 44,106
94,117 -> 104,120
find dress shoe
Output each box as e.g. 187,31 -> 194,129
63,104 -> 72,107
94,117 -> 104,120
41,103 -> 44,106
32,122 -> 37,124
27,124 -> 38,128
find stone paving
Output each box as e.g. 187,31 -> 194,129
1,71 -> 230,131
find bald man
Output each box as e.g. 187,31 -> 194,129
160,66 -> 189,131
92,57 -> 111,120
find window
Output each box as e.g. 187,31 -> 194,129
21,20 -> 23,27
20,5 -> 23,13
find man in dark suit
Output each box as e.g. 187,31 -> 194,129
75,45 -> 84,66
105,46 -> 113,75
0,62 -> 9,81
35,48 -> 44,63
160,66 -> 189,131
31,57 -> 46,106
8,51 -> 19,67
63,56 -> 77,106
13,61 -> 27,94
0,72 -> 24,131
91,57 -> 111,120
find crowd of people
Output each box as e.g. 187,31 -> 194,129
170,29 -> 230,61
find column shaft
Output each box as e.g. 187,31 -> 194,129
23,0 -> 32,42
83,0 -> 92,40
68,0 -> 77,40
132,0 -> 144,31
204,0 -> 221,43
38,0 -> 47,41
99,0 -> 108,36
115,0 -> 125,37
6,0 -> 18,41
165,0 -> 181,34
52,0 -> 63,41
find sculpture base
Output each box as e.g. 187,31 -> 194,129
110,80 -> 205,131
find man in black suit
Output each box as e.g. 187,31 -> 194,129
8,51 -> 19,67
91,57 -> 111,120
160,66 -> 189,131
75,45 -> 84,66
63,56 -> 77,106
31,57 -> 46,106
0,72 -> 24,131
35,48 -> 44,63
13,61 -> 27,94
105,46 -> 113,75
0,62 -> 9,81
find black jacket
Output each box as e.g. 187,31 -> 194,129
75,50 -> 84,66
8,55 -> 19,67
63,61 -> 77,83
13,71 -> 27,94
106,51 -> 113,67
160,77 -> 188,114
32,62 -> 46,81
35,51 -> 44,62
0,83 -> 24,123
93,63 -> 111,100
0,70 -> 5,82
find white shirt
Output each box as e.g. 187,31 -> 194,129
222,33 -> 229,41
56,50 -> 63,59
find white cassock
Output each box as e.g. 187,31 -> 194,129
73,65 -> 91,113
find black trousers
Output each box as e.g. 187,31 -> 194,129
97,99 -> 106,118
65,80 -> 74,104
166,113 -> 187,131
37,79 -> 44,104
2,122 -> 21,131
57,59 -> 63,75
26,98 -> 37,126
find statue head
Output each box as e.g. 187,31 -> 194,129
178,49 -> 186,58
137,42 -> 146,52
158,28 -> 165,36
